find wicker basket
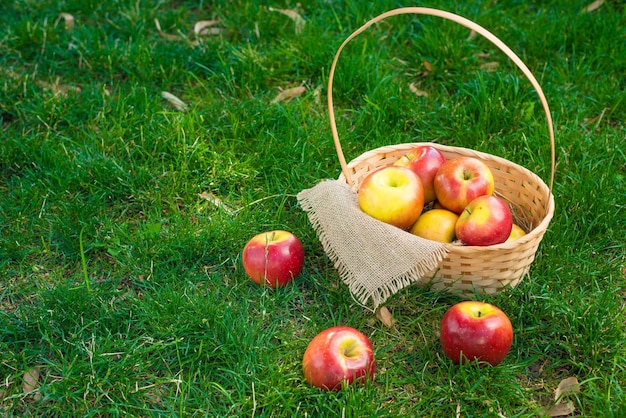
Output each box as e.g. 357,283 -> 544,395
327,8 -> 556,297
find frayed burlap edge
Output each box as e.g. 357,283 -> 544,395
297,179 -> 449,310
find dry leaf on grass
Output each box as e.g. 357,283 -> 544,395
23,367 -> 41,400
154,18 -> 183,41
547,401 -> 575,417
269,7 -> 305,34
56,13 -> 75,29
409,83 -> 429,97
376,306 -> 395,327
198,191 -> 234,214
555,376 -> 580,402
583,0 -> 604,12
584,107 -> 609,125
480,62 -> 499,72
271,86 -> 306,103
161,91 -> 188,111
37,77 -> 81,97
544,376 -> 580,416
194,20 -> 224,36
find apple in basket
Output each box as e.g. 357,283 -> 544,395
409,208 -> 459,243
358,165 -> 424,230
440,301 -> 513,366
242,230 -> 304,288
393,145 -> 447,204
506,223 -> 527,242
434,156 -> 495,214
302,326 -> 376,391
455,195 -> 513,246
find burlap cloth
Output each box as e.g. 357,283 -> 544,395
297,179 -> 450,310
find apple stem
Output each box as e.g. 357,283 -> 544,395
477,311 -> 483,318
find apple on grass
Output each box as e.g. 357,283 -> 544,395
302,326 -> 376,391
434,156 -> 495,214
440,301 -> 513,366
242,230 -> 304,288
393,145 -> 447,204
455,195 -> 513,246
409,208 -> 459,243
358,165 -> 424,230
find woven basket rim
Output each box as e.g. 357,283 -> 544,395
339,141 -> 556,254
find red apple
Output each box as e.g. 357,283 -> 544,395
455,195 -> 513,246
433,157 -> 495,214
302,326 -> 376,391
358,165 -> 424,230
393,145 -> 447,203
440,301 -> 513,366
409,208 -> 459,243
242,230 -> 304,288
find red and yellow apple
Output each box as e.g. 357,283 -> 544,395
440,301 -> 513,366
433,157 -> 495,214
455,195 -> 513,246
358,165 -> 424,230
242,230 -> 304,288
393,145 -> 447,203
506,224 -> 526,242
409,208 -> 459,243
302,326 -> 376,391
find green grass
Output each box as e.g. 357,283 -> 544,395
1,0 -> 625,416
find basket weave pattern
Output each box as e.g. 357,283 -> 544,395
339,142 -> 554,296
326,7 -> 556,298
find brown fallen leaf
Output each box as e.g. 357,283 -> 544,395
194,20 -> 224,36
37,77 -> 82,97
409,83 -> 429,97
423,61 -> 433,72
547,401 -> 575,417
198,191 -> 234,214
154,18 -> 183,41
56,13 -> 75,30
271,86 -> 306,103
269,7 -> 305,34
583,107 -> 609,125
23,367 -> 40,399
480,62 -> 499,72
555,376 -> 580,403
161,91 -> 188,111
583,0 -> 604,13
376,306 -> 395,327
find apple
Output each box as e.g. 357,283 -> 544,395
409,208 -> 459,243
506,224 -> 526,242
440,301 -> 513,366
433,157 -> 495,214
358,165 -> 424,230
393,145 -> 446,203
455,195 -> 513,246
302,326 -> 376,391
242,230 -> 304,288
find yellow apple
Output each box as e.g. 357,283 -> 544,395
505,224 -> 526,242
358,165 -> 424,230
409,209 -> 459,243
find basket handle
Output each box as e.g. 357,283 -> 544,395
327,7 -> 555,192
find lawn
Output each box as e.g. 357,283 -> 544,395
1,0 -> 624,416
